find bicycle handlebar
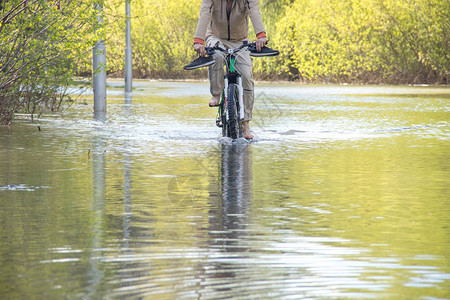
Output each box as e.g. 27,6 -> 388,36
185,41 -> 277,71
206,42 -> 255,56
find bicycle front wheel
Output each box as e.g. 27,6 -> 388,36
225,83 -> 240,140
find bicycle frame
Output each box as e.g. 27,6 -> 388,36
206,42 -> 255,139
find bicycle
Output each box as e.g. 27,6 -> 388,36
184,41 -> 279,140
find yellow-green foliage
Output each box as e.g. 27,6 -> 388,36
77,0 -> 448,83
99,0 -> 201,78
273,0 -> 449,83
274,0 -> 378,81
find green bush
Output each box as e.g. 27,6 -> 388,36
273,0 -> 449,83
0,0 -> 96,124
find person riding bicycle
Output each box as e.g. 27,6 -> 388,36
193,0 -> 267,140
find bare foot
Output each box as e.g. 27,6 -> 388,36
208,95 -> 220,107
241,121 -> 254,139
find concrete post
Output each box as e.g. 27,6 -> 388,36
93,0 -> 107,121
124,0 -> 132,94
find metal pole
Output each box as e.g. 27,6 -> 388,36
124,0 -> 132,94
93,0 -> 107,121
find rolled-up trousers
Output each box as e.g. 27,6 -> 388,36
206,36 -> 254,121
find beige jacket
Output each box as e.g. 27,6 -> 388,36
194,0 -> 266,44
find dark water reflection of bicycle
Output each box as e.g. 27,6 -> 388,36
205,143 -> 253,284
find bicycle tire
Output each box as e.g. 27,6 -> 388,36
226,83 -> 240,140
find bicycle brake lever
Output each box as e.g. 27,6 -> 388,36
247,43 -> 257,52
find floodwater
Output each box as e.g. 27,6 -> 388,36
0,81 -> 449,299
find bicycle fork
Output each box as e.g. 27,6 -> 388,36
237,76 -> 244,121
224,74 -> 245,121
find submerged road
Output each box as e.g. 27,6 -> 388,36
0,81 -> 449,299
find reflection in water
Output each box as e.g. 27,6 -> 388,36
116,97 -> 135,291
122,92 -> 133,248
176,143 -> 255,298
87,133 -> 106,298
216,143 -> 252,237
207,143 -> 252,281
122,154 -> 132,249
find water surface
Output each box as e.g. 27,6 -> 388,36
0,81 -> 449,299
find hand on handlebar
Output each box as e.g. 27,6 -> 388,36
194,43 -> 206,57
200,38 -> 273,56
256,37 -> 267,52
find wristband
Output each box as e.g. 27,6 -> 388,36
256,32 -> 267,39
194,38 -> 205,45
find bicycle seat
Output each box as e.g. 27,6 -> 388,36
184,56 -> 216,70
248,45 -> 280,57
